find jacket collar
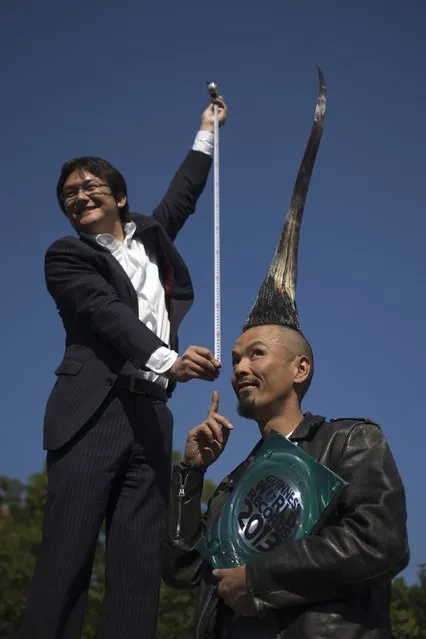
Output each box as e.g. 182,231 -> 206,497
249,413 -> 326,451
290,412 -> 326,441
131,212 -> 162,234
224,414 -> 326,491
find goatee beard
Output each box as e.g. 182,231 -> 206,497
237,398 -> 257,420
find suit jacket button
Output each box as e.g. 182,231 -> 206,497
105,377 -> 114,386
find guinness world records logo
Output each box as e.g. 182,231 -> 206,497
236,474 -> 302,553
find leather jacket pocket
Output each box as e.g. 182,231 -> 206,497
55,358 -> 84,376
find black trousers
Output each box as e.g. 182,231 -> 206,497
20,389 -> 173,639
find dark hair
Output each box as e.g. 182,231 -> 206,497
56,156 -> 131,222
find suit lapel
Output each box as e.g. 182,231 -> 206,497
78,234 -> 138,312
77,213 -> 193,335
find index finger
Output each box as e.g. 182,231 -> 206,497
212,568 -> 229,578
208,390 -> 219,416
214,99 -> 226,111
191,346 -> 215,361
193,347 -> 221,368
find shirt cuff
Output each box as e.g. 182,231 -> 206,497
192,130 -> 214,156
145,347 -> 178,375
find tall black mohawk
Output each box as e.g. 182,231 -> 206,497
244,68 -> 326,334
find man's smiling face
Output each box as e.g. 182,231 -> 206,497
61,170 -> 126,233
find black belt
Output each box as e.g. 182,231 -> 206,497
114,375 -> 168,402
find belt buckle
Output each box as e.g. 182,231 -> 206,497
129,377 -> 146,396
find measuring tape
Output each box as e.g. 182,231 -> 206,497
207,81 -> 221,363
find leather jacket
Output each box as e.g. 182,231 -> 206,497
161,414 -> 409,638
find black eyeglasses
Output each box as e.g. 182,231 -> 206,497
61,181 -> 112,205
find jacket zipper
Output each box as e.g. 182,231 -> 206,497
195,585 -> 217,639
175,467 -> 189,538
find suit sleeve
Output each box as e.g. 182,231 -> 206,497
45,239 -> 167,368
152,149 -> 212,240
246,423 -> 409,611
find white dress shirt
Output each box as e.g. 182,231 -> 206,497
84,130 -> 214,388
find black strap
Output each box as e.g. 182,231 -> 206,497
114,375 -> 167,402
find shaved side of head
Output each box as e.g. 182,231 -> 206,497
278,326 -> 314,400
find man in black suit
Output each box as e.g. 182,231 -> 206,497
20,96 -> 228,639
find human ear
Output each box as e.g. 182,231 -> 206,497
116,193 -> 127,209
294,355 -> 311,385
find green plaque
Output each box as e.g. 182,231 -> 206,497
199,430 -> 347,569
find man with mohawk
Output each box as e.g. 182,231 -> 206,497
161,71 -> 409,638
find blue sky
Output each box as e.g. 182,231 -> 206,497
1,0 -> 425,584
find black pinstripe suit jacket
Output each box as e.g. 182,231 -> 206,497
43,150 -> 212,451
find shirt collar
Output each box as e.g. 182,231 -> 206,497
81,221 -> 137,249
